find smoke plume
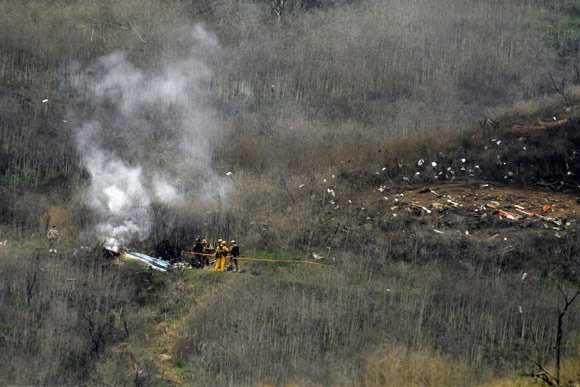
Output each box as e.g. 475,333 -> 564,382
73,26 -> 230,251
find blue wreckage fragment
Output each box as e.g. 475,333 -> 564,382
123,251 -> 171,271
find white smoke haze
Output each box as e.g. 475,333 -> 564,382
152,174 -> 182,204
73,26 -> 230,250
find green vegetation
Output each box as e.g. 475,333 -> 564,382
0,0 -> 579,385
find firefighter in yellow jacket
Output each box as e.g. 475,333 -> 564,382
214,239 -> 225,272
221,240 -> 230,271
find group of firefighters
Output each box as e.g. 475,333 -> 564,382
190,238 -> 240,272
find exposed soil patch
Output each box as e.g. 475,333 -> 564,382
378,180 -> 578,236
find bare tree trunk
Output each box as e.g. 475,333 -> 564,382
555,286 -> 579,385
272,0 -> 287,23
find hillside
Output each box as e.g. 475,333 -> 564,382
1,0 -> 580,385
2,105 -> 579,385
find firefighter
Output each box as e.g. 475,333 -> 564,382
214,240 -> 224,272
47,225 -> 59,253
192,238 -> 204,268
230,240 -> 240,272
200,239 -> 208,267
204,239 -> 215,267
221,240 -> 230,271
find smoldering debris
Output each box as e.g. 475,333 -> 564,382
72,26 -> 231,249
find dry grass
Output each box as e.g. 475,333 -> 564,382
362,345 -> 475,387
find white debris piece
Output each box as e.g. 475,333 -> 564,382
312,253 -> 323,260
348,200 -> 352,204
299,184 -> 305,188
332,174 -> 335,178
518,306 -> 523,314
382,167 -> 387,171
42,99 -> 48,103
417,159 -> 425,166
383,197 -> 388,201
496,140 -> 501,146
225,171 -> 232,176
461,158 -> 466,163
521,272 -> 528,281
431,161 -> 437,167
326,188 -> 335,197
323,179 -> 327,183
378,186 -> 384,192
433,229 -> 444,234
415,172 -> 420,176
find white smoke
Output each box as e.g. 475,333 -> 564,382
73,26 -> 230,251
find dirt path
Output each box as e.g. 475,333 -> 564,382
154,270 -> 236,384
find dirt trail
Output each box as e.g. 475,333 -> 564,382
154,270 -> 236,384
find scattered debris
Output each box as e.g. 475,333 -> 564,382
376,182 -> 578,235
312,253 -> 324,260
123,251 -> 170,271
